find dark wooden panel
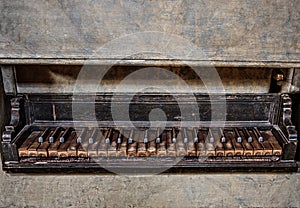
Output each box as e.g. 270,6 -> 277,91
26,93 -> 279,126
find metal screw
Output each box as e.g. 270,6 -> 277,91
237,137 -> 242,143
184,137 -> 188,143
59,137 -> 64,143
77,137 -> 82,143
221,137 -> 226,143
38,137 -> 43,143
49,137 -> 54,143
89,138 -> 94,144
247,137 -> 253,143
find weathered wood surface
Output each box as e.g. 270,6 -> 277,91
0,163 -> 299,208
0,0 -> 299,66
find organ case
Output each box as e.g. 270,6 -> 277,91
0,65 -> 299,173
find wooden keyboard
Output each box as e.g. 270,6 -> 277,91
16,126 -> 283,158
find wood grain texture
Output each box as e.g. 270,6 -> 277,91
0,162 -> 299,207
0,0 -> 299,65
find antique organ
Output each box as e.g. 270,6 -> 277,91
1,66 -> 299,173
0,0 -> 299,174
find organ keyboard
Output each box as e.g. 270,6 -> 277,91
1,66 -> 299,173
16,126 -> 283,159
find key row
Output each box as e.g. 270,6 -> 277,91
17,127 -> 282,158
